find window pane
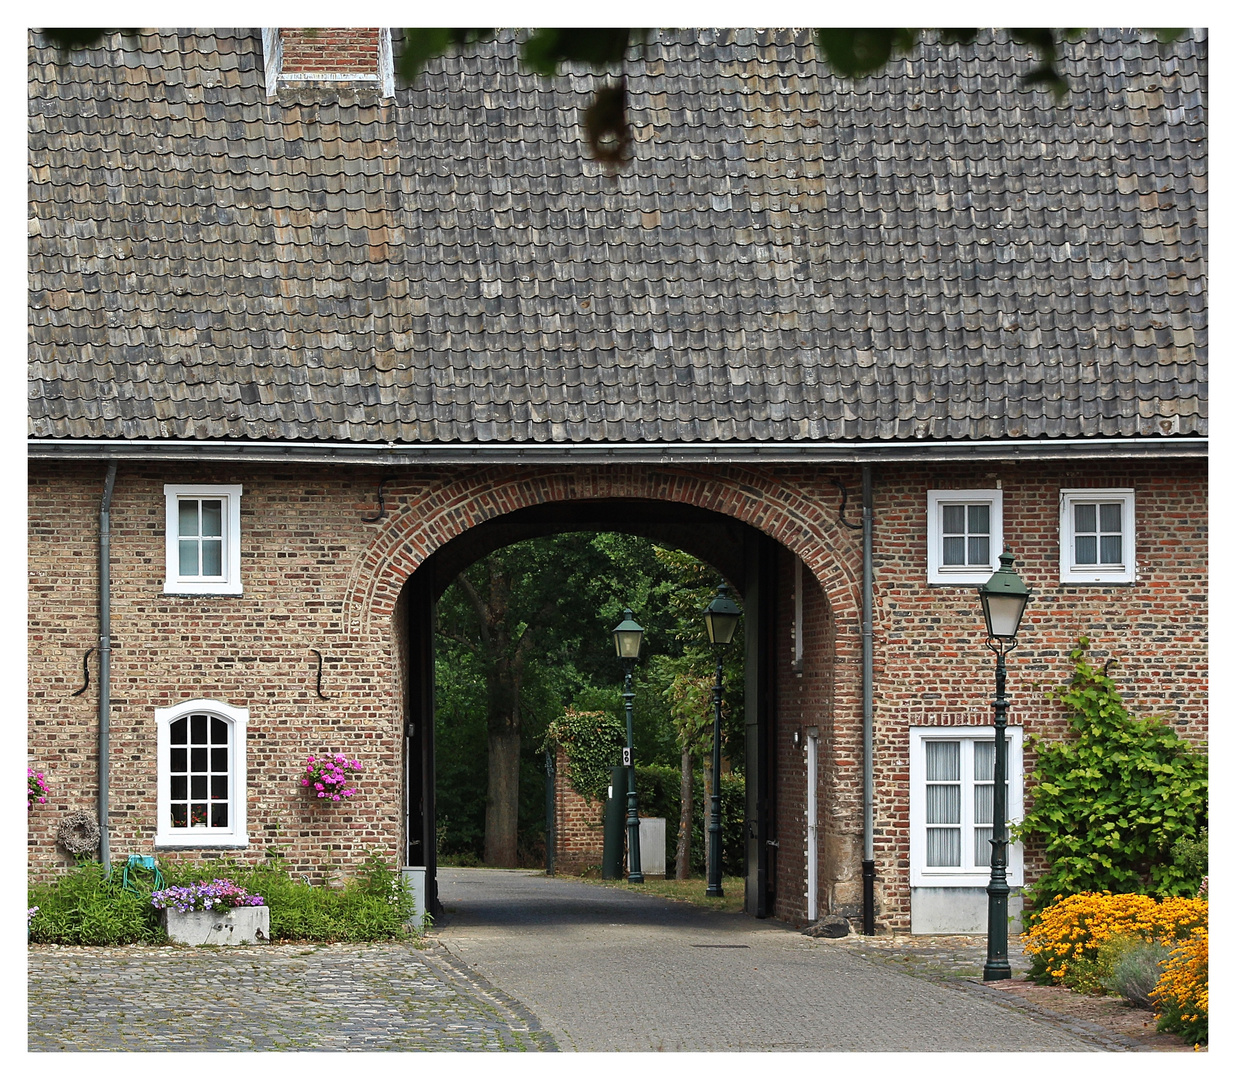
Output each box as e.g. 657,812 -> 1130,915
974,783 -> 994,825
1075,535 -> 1097,564
211,774 -> 229,799
178,500 -> 199,537
170,747 -> 187,773
200,500 -> 223,537
190,775 -> 207,799
942,536 -> 966,565
211,747 -> 228,772
974,741 -> 995,781
190,715 -> 207,743
926,784 -> 960,824
201,539 -> 222,577
190,803 -> 208,826
170,775 -> 187,800
171,804 -> 188,828
968,535 -> 989,566
1074,503 -> 1097,533
211,717 -> 228,745
179,539 -> 199,577
1100,534 -> 1122,564
211,804 -> 229,828
927,828 -> 960,867
975,827 -> 993,866
190,748 -> 207,772
1099,502 -> 1122,533
967,504 -> 990,534
942,505 -> 965,533
925,741 -> 960,781
170,717 -> 187,745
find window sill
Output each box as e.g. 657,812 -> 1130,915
155,834 -> 250,850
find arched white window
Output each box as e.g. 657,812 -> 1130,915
155,699 -> 249,848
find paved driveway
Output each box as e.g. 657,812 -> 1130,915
434,867 -> 1101,1051
30,867 -> 1114,1052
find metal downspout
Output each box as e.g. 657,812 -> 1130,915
98,461 -> 117,874
861,466 -> 876,934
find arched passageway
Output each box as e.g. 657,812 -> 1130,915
351,466 -> 865,925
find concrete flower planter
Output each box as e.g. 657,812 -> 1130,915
162,905 -> 269,946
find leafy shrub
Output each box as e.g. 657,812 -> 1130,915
1021,892 -> 1206,994
1099,935 -> 1171,1008
1170,828 -> 1207,884
28,861 -> 164,945
541,708 -> 626,803
1152,924 -> 1207,1045
1015,638 -> 1208,909
160,853 -> 416,942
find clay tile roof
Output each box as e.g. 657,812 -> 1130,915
28,28 -> 1206,446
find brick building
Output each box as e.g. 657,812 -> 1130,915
28,29 -> 1206,932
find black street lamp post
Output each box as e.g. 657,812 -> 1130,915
976,548 -> 1033,982
612,609 -> 645,884
703,583 -> 741,897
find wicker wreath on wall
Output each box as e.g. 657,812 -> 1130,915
56,810 -> 101,856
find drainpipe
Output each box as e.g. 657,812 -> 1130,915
98,461 -> 117,874
861,466 -> 876,934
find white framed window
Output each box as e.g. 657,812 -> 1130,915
1060,489 -> 1135,583
926,490 -> 1003,585
164,484 -> 243,594
909,726 -> 1023,887
155,699 -> 249,848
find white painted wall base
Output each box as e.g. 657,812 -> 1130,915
911,887 -> 1024,935
162,905 -> 269,945
638,817 -> 666,877
401,866 -> 427,927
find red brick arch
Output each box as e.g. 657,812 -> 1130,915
343,463 -> 864,640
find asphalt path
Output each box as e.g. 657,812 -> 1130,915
432,867 -> 1103,1052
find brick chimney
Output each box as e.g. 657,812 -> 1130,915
262,28 -> 394,98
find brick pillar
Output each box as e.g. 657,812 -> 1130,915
552,747 -> 606,874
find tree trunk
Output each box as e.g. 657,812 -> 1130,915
484,724 -> 521,866
676,749 -> 693,879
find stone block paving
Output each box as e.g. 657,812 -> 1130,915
28,941 -> 556,1052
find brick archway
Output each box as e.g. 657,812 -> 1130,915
344,463 -> 864,639
345,461 -> 868,920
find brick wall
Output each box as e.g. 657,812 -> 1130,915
280,29 -> 381,74
28,456 -> 1207,931
551,748 -> 607,874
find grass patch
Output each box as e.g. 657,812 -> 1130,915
564,873 -> 747,914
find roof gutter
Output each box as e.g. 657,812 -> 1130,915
27,436 -> 1208,466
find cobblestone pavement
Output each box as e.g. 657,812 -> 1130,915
433,868 -> 1114,1052
28,940 -> 555,1051
28,869 -> 1180,1053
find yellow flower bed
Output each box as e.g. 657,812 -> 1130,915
1152,924 -> 1208,1046
1022,892 -> 1207,1043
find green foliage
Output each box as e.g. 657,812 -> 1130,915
690,773 -> 746,878
28,860 -> 164,945
542,709 -> 626,803
1100,936 -> 1171,1008
1170,828 -> 1207,883
158,854 -> 416,942
1015,638 -> 1208,909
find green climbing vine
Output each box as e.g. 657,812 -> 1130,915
540,708 -> 626,804
1014,637 -> 1208,910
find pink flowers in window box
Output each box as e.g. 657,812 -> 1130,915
301,754 -> 362,800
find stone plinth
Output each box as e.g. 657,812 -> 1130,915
162,905 -> 269,945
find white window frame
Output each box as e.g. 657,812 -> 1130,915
1059,488 -> 1136,584
155,699 -> 249,849
164,484 -> 243,595
926,489 -> 1003,585
909,726 -> 1023,887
